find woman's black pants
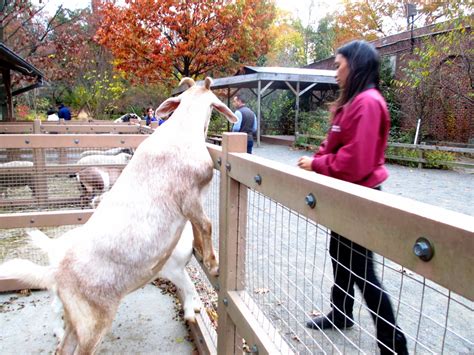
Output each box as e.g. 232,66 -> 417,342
329,232 -> 408,354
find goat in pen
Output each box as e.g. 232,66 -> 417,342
0,77 -> 237,354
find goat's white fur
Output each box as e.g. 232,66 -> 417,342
27,223 -> 201,338
0,77 -> 237,354
77,152 -> 132,165
79,147 -> 132,158
0,161 -> 34,167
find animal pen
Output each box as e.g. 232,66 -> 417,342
0,120 -> 473,354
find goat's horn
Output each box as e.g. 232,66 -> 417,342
179,77 -> 195,88
204,77 -> 213,89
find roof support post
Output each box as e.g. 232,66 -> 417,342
227,87 -> 231,132
295,81 -> 300,142
257,80 -> 261,147
1,68 -> 13,121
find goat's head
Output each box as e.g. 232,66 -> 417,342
155,77 -> 237,134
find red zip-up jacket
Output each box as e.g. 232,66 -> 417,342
311,88 -> 390,188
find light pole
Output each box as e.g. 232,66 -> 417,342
406,3 -> 417,53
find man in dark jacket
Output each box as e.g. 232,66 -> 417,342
231,94 -> 257,154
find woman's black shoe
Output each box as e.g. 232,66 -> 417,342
306,311 -> 354,330
378,328 -> 409,355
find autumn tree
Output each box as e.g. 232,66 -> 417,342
95,0 -> 276,83
265,9 -> 306,66
1,2 -> 91,87
332,0 -> 473,48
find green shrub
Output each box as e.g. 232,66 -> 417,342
390,129 -> 416,143
424,150 -> 455,169
385,147 -> 420,167
208,111 -> 230,134
386,146 -> 455,169
295,136 -> 308,146
298,109 -> 330,136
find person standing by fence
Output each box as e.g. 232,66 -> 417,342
297,40 -> 408,355
57,103 -> 71,121
232,94 -> 257,154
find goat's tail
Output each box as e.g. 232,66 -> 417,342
204,77 -> 213,89
27,229 -> 65,266
0,258 -> 54,290
28,229 -> 54,254
179,77 -> 195,89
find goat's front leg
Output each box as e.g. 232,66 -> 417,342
189,214 -> 218,276
191,223 -> 204,261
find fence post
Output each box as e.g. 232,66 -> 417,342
417,147 -> 423,169
217,132 -> 248,354
32,119 -> 48,208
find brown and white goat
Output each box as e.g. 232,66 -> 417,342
73,167 -> 123,208
0,77 -> 236,354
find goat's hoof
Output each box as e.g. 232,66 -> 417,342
209,266 -> 219,277
193,301 -> 202,312
193,250 -> 203,262
184,314 -> 197,323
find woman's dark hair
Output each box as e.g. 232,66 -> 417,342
335,40 -> 380,108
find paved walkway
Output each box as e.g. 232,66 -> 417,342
0,285 -> 194,354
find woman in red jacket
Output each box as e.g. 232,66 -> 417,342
298,40 -> 408,355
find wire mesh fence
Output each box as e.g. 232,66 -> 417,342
0,225 -> 79,267
240,188 -> 473,354
0,147 -> 133,213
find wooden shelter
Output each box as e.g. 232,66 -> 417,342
174,66 -> 338,145
0,42 -> 45,122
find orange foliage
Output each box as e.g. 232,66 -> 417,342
95,0 -> 276,84
331,0 -> 464,49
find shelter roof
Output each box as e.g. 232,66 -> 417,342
174,65 -> 337,94
0,43 -> 45,79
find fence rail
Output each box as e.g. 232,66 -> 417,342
0,131 -> 473,354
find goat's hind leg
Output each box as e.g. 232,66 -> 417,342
55,309 -> 77,355
58,292 -> 117,355
163,267 -> 202,322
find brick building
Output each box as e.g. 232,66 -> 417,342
306,22 -> 473,144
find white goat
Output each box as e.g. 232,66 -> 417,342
28,221 -> 201,338
79,147 -> 133,158
0,161 -> 34,197
0,77 -> 236,354
77,152 -> 132,165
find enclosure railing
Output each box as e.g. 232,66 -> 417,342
0,132 -> 473,354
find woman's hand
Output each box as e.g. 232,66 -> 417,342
297,156 -> 314,171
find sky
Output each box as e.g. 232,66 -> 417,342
35,0 -> 343,26
276,0 -> 343,25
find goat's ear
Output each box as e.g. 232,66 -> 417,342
212,99 -> 238,123
155,97 -> 181,117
